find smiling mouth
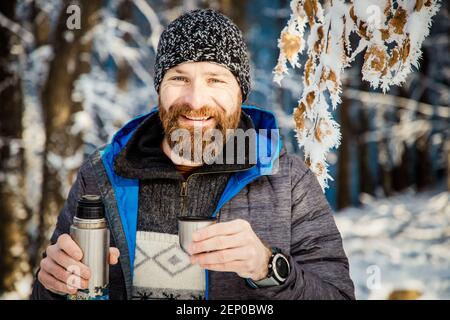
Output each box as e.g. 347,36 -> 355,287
182,115 -> 212,121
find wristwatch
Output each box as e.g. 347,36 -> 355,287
246,247 -> 291,288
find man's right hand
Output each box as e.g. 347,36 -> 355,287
38,234 -> 120,295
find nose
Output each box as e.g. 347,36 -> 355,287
181,79 -> 209,110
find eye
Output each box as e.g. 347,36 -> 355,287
209,78 -> 224,84
171,76 -> 188,82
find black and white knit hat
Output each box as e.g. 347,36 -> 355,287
154,9 -> 251,101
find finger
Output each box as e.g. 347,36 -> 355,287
191,247 -> 247,265
201,261 -> 247,274
47,245 -> 91,280
192,219 -> 249,242
188,234 -> 246,255
57,234 -> 83,261
38,269 -> 78,295
41,258 -> 88,290
109,247 -> 120,265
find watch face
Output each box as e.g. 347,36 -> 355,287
275,255 -> 289,279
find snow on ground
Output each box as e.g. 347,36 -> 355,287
335,182 -> 450,300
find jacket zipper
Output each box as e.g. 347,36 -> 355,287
178,166 -> 253,219
180,181 -> 188,214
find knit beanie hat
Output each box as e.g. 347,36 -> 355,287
153,9 -> 251,102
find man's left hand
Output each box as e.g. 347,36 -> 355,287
187,219 -> 272,281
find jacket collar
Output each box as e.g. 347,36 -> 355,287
110,105 -> 282,178
113,109 -> 257,180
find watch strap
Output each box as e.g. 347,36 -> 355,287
245,247 -> 288,289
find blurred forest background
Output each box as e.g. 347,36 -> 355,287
0,0 -> 449,299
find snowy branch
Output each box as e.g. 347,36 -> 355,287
132,0 -> 163,51
345,88 -> 450,119
273,0 -> 441,191
0,11 -> 34,45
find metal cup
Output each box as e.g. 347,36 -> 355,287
178,216 -> 217,254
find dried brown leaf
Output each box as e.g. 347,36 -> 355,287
381,28 -> 390,41
328,70 -> 337,83
274,61 -> 286,75
415,0 -> 424,11
314,26 -> 324,53
359,22 -> 369,40
304,0 -> 319,25
304,57 -> 314,86
305,156 -> 311,167
294,103 -> 306,130
390,7 -> 407,34
306,91 -> 316,108
315,119 -> 323,142
384,0 -> 392,16
349,6 -> 357,24
281,31 -> 302,61
389,48 -> 399,67
401,38 -> 410,62
365,45 -> 387,72
316,162 -> 325,176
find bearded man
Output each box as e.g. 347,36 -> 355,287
32,9 -> 354,300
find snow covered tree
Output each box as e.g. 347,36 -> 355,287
273,0 -> 441,191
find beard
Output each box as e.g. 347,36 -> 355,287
158,98 -> 242,164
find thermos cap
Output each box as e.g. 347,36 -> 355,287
77,195 -> 105,220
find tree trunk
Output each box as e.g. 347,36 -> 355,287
218,0 -> 247,31
446,140 -> 450,192
36,0 -> 102,267
414,135 -> 433,190
392,88 -> 413,191
116,0 -> 132,92
0,0 -> 25,294
356,82 -> 374,196
337,97 -> 351,209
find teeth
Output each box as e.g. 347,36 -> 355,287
185,115 -> 210,121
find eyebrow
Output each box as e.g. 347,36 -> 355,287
172,68 -> 188,74
171,68 -> 231,78
204,71 -> 232,78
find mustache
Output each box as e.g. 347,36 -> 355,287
165,103 -> 224,119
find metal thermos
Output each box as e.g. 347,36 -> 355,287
67,195 -> 110,300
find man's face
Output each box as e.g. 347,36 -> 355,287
158,61 -> 242,163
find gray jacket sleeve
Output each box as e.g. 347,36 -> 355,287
31,161 -> 98,300
253,158 -> 355,300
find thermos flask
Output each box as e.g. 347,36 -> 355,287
67,195 -> 110,300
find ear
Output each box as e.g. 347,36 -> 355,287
238,90 -> 243,105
